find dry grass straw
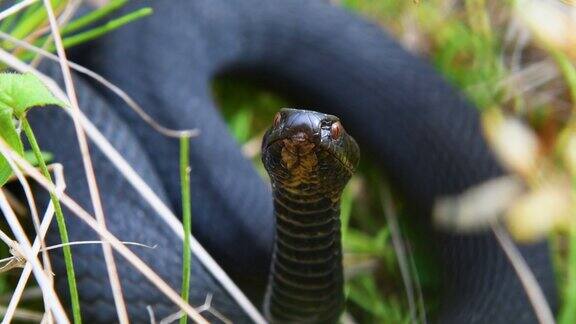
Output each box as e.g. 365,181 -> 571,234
41,0 -> 129,321
1,164 -> 64,323
492,223 -> 555,324
380,185 -> 421,324
0,188 -> 67,322
2,161 -> 65,323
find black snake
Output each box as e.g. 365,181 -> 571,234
21,0 -> 559,322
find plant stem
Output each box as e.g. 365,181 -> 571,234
55,8 -> 152,49
179,135 -> 191,324
561,215 -> 576,324
21,117 -> 82,324
558,54 -> 576,324
60,0 -> 128,36
27,7 -> 151,57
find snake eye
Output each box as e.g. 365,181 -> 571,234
273,112 -> 282,127
330,121 -> 342,140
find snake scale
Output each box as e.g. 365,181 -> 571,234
20,0 -> 559,322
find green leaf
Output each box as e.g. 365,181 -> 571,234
0,72 -> 66,117
0,108 -> 24,186
23,150 -> 53,166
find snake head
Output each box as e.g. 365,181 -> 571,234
262,108 -> 360,191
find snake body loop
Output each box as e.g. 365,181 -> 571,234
262,109 -> 359,322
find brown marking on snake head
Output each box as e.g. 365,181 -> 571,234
280,134 -> 318,176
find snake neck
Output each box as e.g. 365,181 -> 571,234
264,177 -> 345,323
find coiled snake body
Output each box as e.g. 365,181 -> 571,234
23,0 -> 557,322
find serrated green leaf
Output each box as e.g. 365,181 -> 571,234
0,72 -> 66,117
0,108 -> 24,186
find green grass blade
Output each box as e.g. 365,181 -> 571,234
179,136 -> 192,324
551,51 -> 576,107
0,9 -> 20,33
21,117 -> 82,323
60,0 -> 128,36
56,8 -> 152,49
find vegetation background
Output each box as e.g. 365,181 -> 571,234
0,0 -> 575,323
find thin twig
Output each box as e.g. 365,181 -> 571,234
492,223 -> 555,324
2,194 -> 57,324
0,192 -> 68,323
42,0 -> 128,321
0,0 -> 37,22
147,306 -> 156,324
380,185 -> 418,324
1,164 -> 64,324
161,294 -> 232,324
45,240 -> 157,251
1,132 -> 55,321
407,247 -> 427,324
4,130 -> 53,271
1,240 -> 157,264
